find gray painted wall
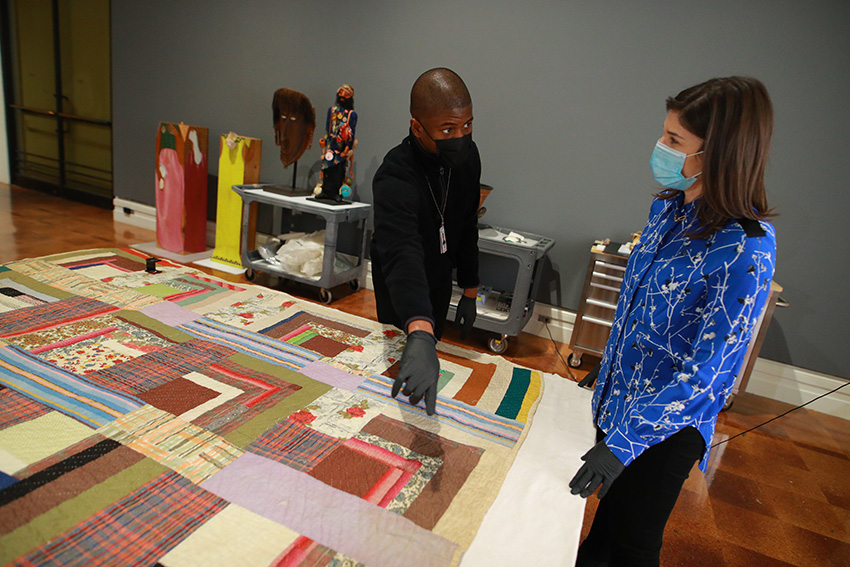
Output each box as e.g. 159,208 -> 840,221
112,0 -> 850,379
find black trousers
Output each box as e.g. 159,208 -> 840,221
575,426 -> 706,567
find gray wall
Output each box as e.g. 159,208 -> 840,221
112,0 -> 850,379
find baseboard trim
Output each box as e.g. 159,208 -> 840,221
113,198 -> 156,231
113,198 -> 216,247
745,358 -> 849,420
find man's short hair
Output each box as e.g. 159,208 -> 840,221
410,68 -> 472,119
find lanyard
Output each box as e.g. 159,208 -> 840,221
425,169 -> 451,254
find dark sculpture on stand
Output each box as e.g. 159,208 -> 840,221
272,88 -> 315,169
312,84 -> 357,203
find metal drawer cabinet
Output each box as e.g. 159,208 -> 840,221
567,245 -> 629,367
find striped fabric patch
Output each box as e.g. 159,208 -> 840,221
179,317 -> 321,370
0,345 -> 144,428
357,374 -> 525,447
3,258 -> 163,310
0,439 -> 123,507
0,296 -> 118,338
496,367 -> 543,423
9,471 -> 227,567
99,405 -> 244,485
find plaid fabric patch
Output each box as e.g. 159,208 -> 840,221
99,405 -> 244,484
9,471 -> 227,567
247,419 -> 342,472
0,296 -> 118,338
85,339 -> 237,395
0,387 -> 51,431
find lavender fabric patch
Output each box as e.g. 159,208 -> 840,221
201,452 -> 457,567
299,360 -> 367,391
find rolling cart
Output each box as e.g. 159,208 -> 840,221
447,225 -> 555,354
232,184 -> 371,304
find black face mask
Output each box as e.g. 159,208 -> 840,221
434,134 -> 472,169
417,120 -> 473,169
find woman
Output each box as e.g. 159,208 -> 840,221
569,76 -> 777,567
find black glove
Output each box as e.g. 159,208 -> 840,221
392,330 -> 440,415
569,441 -> 625,499
454,294 -> 477,340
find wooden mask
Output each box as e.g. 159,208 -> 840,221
272,88 -> 315,168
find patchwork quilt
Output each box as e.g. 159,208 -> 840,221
0,249 -> 549,567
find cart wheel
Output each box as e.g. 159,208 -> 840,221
349,279 -> 360,291
488,337 -> 509,354
567,352 -> 583,368
722,395 -> 735,412
244,268 -> 255,282
319,288 -> 333,304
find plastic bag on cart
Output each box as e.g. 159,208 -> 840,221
275,231 -> 326,277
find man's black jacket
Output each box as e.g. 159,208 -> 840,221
370,131 -> 481,332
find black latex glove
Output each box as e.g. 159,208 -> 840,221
569,441 -> 625,499
392,330 -> 440,415
454,294 -> 477,340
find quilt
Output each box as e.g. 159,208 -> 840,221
0,248 -> 550,567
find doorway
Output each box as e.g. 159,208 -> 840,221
1,0 -> 112,206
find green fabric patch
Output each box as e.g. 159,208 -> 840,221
134,284 -> 184,298
495,367 -> 531,420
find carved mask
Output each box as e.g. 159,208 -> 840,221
272,88 -> 315,167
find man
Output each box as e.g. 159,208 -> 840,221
371,68 -> 481,416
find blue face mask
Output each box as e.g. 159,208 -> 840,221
650,140 -> 703,190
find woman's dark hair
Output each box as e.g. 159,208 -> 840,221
660,76 -> 775,236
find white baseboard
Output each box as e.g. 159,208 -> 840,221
113,198 -> 216,247
745,358 -> 849,420
113,198 -> 156,231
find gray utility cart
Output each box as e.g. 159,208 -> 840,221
447,225 -> 555,354
232,184 -> 371,304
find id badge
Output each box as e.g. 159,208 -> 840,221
439,224 -> 448,254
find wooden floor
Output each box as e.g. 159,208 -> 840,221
2,182 -> 849,566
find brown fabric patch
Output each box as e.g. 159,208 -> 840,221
308,443 -> 389,498
263,312 -> 370,339
0,445 -> 145,534
440,352 -> 497,406
361,414 -> 484,530
137,377 -> 219,416
301,335 -> 350,358
58,255 -> 144,273
382,360 -> 401,380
